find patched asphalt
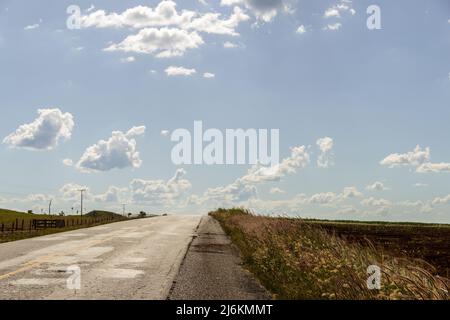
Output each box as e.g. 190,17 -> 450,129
169,216 -> 272,300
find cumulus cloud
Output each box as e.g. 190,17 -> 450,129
105,27 -> 204,58
130,169 -> 192,205
416,162 -> 450,173
59,183 -> 91,201
81,1 -> 249,36
160,130 -> 170,137
323,22 -> 342,31
3,108 -> 74,150
341,186 -> 363,199
413,182 -> 429,188
380,145 -> 450,173
120,56 -> 136,63
240,146 -> 310,184
432,194 -> 450,206
270,187 -> 285,194
203,72 -> 215,79
63,159 -> 73,167
198,145 -> 309,206
380,145 -> 430,168
399,200 -> 432,213
76,126 -> 145,172
223,41 -> 238,48
183,6 -> 249,36
361,197 -> 392,208
366,181 -> 388,191
94,186 -> 128,203
221,0 -> 290,22
165,66 -> 197,76
324,0 -> 356,18
316,137 -> 334,168
24,23 -> 40,30
296,25 -> 307,34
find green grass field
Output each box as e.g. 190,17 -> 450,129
0,208 -> 127,243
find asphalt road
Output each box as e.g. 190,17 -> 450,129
0,215 -> 201,300
169,216 -> 271,300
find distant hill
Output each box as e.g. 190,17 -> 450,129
0,208 -> 123,224
85,210 -> 123,219
0,208 -> 50,223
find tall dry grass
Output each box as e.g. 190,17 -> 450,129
211,208 -> 450,300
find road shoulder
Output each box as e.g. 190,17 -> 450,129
168,216 -> 271,300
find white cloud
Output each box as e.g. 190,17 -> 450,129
81,1 -> 249,36
24,24 -> 40,30
76,126 -> 146,172
165,66 -> 197,76
183,6 -> 249,36
80,1 -> 194,29
59,183 -> 91,202
380,145 -> 430,168
361,197 -> 392,208
316,137 -> 334,168
105,27 -> 204,58
324,8 -> 340,18
240,146 -> 310,184
341,186 -> 363,199
63,159 -> 73,167
94,186 -> 128,203
337,206 -> 357,215
86,5 -> 95,13
130,169 -> 192,205
160,130 -> 170,137
366,181 -> 388,191
380,145 -> 450,173
221,0 -> 289,22
120,56 -> 136,63
323,22 -> 342,31
413,182 -> 429,188
203,72 -> 215,79
416,162 -> 450,173
399,200 -> 432,213
296,25 -> 307,34
324,0 -> 356,19
223,41 -> 238,48
432,194 -> 450,206
3,108 -> 74,150
270,187 -> 285,194
198,145 -> 309,206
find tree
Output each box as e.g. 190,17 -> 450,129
139,211 -> 147,218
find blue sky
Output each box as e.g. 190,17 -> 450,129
0,0 -> 449,222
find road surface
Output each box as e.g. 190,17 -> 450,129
169,216 -> 271,300
0,215 -> 201,300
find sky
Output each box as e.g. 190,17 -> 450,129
0,0 -> 449,223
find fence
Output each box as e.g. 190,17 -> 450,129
0,215 -> 126,237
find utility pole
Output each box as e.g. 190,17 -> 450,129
48,199 -> 52,215
122,204 -> 126,217
79,189 -> 86,218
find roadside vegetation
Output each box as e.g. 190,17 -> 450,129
0,208 -> 148,243
210,208 -> 450,300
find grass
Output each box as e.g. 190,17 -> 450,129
210,208 -> 450,300
0,208 -> 128,243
